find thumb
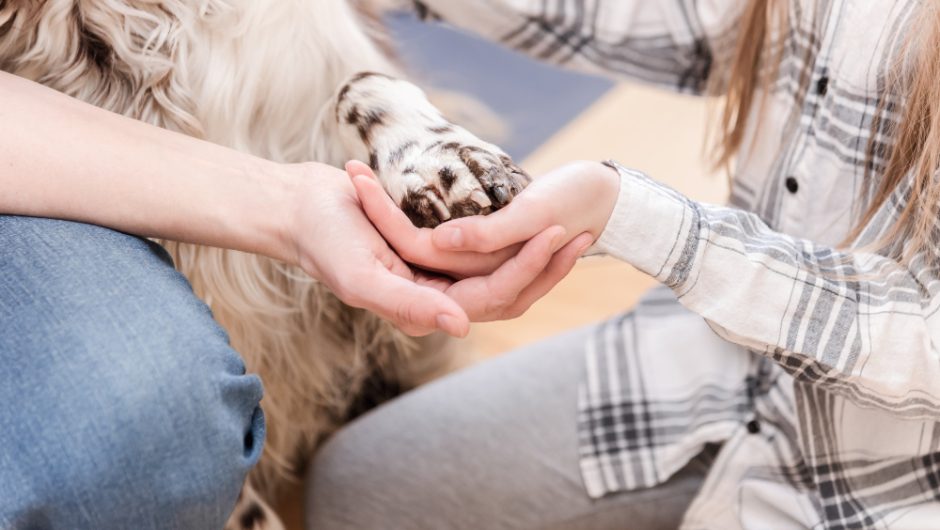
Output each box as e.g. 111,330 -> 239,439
350,173 -> 416,245
346,159 -> 378,180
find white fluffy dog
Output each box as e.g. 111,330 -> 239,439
0,1 -> 529,528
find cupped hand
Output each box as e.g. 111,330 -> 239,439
430,160 -> 621,255
424,225 -> 594,322
345,159 -> 594,320
284,162 -> 593,336
284,162 -> 471,337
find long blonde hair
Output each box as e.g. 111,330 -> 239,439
714,0 -> 940,263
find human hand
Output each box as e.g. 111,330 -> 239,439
345,161 -> 594,321
283,162 -> 593,336
413,224 -> 593,322
428,161 -> 621,255
283,162 -> 470,337
347,160 -> 618,280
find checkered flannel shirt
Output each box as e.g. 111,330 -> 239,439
415,0 -> 940,528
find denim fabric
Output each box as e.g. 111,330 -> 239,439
0,216 -> 265,529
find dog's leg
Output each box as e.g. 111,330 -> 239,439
332,72 -> 531,228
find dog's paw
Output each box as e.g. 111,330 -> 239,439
334,72 -> 530,228
380,135 -> 530,229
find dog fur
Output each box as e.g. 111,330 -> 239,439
0,1 -> 528,528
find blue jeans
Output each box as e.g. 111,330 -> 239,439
0,216 -> 265,529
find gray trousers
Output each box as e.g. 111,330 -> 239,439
306,327 -> 706,529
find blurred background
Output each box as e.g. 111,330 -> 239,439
388,11 -> 729,358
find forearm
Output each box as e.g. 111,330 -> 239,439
0,71 -> 297,264
595,161 -> 940,416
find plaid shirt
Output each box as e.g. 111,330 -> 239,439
415,0 -> 940,528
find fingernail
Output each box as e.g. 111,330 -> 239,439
438,227 -> 463,249
436,314 -> 466,337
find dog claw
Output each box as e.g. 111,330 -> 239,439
490,184 -> 511,206
428,192 -> 452,222
470,189 -> 492,208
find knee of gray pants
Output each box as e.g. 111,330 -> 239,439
306,328 -> 592,529
305,327 -> 705,530
0,216 -> 265,530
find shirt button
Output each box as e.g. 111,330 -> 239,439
816,75 -> 829,96
785,176 -> 799,193
746,419 -> 761,434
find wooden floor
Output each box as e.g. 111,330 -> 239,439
282,81 -> 727,529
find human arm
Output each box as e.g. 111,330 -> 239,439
425,160 -> 940,418
0,70 -> 477,336
406,0 -> 747,94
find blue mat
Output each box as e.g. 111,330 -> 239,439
388,12 -> 612,160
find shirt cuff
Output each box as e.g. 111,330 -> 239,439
591,161 -> 702,288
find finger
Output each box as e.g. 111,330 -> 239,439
396,323 -> 437,337
502,232 -> 594,319
348,164 -> 421,252
350,169 -> 518,277
346,159 -> 378,180
346,262 -> 470,338
414,272 -> 455,293
447,225 -> 566,320
431,195 -> 550,253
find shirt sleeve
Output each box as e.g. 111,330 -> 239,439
408,0 -> 747,94
594,161 -> 940,420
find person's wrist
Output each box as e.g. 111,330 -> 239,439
255,160 -> 308,269
581,160 -> 621,236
